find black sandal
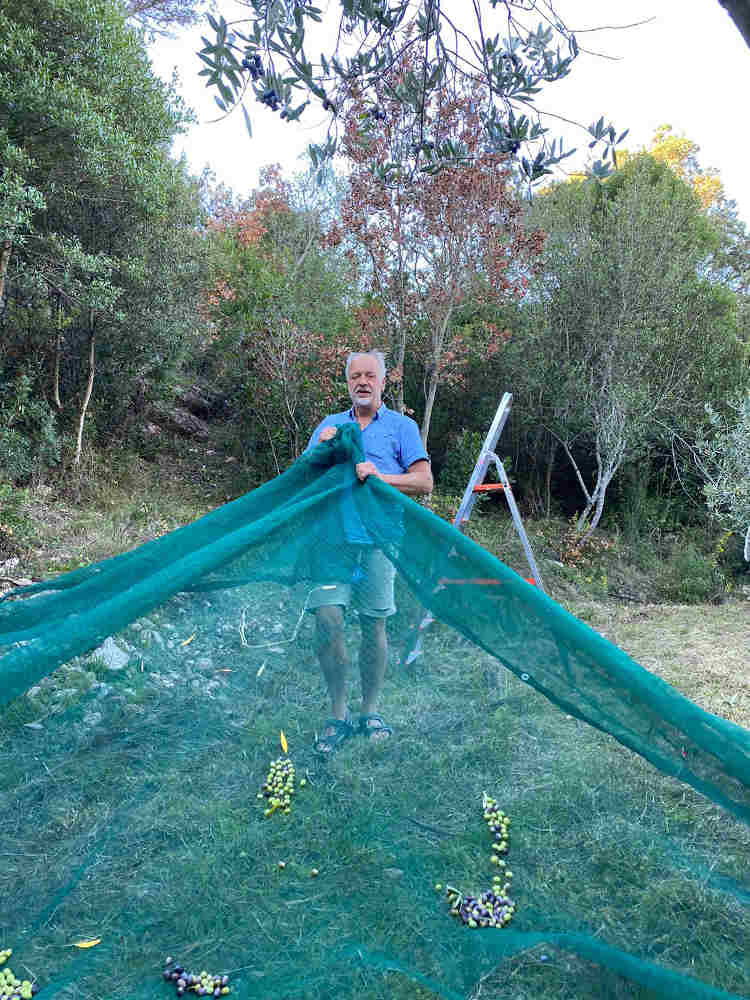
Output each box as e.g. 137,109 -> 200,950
358,713 -> 393,742
314,717 -> 355,755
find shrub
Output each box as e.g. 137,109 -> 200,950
655,543 -> 726,603
0,374 -> 61,483
0,483 -> 30,558
697,393 -> 750,551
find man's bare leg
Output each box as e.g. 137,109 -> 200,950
358,616 -> 390,739
315,605 -> 349,720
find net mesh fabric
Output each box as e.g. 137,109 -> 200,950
1,424 -> 748,1000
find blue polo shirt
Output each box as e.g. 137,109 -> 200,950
306,404 -> 429,473
305,405 -> 428,546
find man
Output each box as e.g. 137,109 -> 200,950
305,350 -> 433,754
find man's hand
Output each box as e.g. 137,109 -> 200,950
318,426 -> 338,442
355,461 -> 380,482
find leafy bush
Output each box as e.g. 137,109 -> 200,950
0,374 -> 61,483
0,483 -> 31,558
655,543 -> 727,604
615,464 -> 699,545
420,490 -> 463,523
697,392 -> 750,552
556,514 -> 615,568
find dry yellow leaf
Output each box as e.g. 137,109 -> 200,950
280,730 -> 288,753
72,938 -> 101,949
180,633 -> 196,647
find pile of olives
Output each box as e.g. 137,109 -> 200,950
257,756 -> 298,817
162,959 -> 230,997
0,949 -> 38,999
442,793 -> 516,929
445,886 -> 515,929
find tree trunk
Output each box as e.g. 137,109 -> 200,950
259,414 -> 281,476
53,298 -> 63,410
545,438 -> 557,519
73,329 -> 96,468
420,367 -> 438,449
393,325 -> 406,414
0,240 -> 11,310
578,477 -> 611,543
419,305 -> 454,448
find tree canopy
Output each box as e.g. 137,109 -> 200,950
0,0 -> 208,471
515,154 -> 746,538
196,1 -> 750,186
124,0 -> 213,35
330,52 -> 543,447
697,391 -> 750,552
202,166 -> 353,472
198,0 -> 633,184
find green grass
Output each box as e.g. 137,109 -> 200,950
1,442 -> 247,581
2,576 -> 748,1000
1,473 -> 748,1000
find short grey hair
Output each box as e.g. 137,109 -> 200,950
345,350 -> 386,380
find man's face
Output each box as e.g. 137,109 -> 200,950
347,355 -> 385,411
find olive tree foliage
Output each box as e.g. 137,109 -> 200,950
696,392 -> 750,559
0,0 -> 207,475
518,156 -> 745,541
124,0 -> 214,35
198,0 -> 630,184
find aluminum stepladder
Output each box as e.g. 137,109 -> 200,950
401,391 -> 545,666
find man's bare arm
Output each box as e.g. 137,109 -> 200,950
357,459 -> 433,496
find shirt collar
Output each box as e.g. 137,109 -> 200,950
348,403 -> 385,420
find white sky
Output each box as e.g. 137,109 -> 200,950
148,0 -> 750,220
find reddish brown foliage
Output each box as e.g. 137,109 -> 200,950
332,57 -> 544,441
207,163 -> 293,251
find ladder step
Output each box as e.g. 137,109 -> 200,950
472,483 -> 505,492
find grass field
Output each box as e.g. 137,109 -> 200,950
566,601 -> 749,731
1,473 -> 748,1000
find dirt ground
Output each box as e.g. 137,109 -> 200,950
570,600 -> 749,730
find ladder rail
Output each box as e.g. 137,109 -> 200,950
400,391 -> 545,668
491,454 -> 545,591
453,391 -> 512,530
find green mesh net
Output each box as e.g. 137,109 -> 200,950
1,425 -> 748,1000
